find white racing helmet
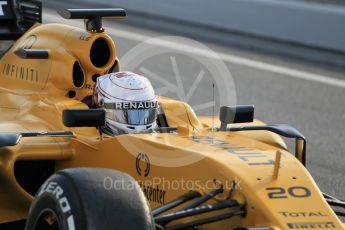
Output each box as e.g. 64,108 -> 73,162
94,71 -> 158,135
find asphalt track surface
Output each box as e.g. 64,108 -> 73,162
43,7 -> 345,202
303,0 -> 345,6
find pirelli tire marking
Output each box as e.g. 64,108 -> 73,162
37,181 -> 75,230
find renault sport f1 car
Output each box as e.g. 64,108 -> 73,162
0,1 -> 344,229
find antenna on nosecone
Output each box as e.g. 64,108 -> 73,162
99,126 -> 103,140
212,83 -> 215,144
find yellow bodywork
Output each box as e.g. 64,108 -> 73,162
0,22 -> 343,229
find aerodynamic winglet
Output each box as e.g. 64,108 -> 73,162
15,48 -> 49,59
225,124 -> 306,166
0,133 -> 21,148
0,131 -> 74,148
57,8 -> 126,32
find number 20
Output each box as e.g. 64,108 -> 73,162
266,186 -> 311,199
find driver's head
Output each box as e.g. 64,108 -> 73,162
93,71 -> 158,135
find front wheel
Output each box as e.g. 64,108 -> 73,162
25,168 -> 154,230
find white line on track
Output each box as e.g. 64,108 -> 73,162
44,11 -> 345,89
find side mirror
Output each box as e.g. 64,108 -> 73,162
219,105 -> 254,131
63,109 -> 105,127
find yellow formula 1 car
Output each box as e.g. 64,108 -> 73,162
0,1 -> 344,229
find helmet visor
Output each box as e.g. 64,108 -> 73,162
110,108 -> 157,125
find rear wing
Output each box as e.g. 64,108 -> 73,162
0,0 -> 41,40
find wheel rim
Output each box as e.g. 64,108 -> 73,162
33,208 -> 61,230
